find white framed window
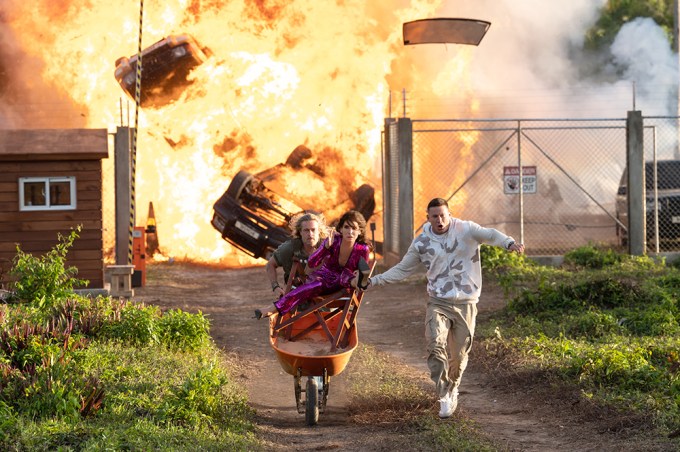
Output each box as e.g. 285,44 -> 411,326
18,176 -> 77,211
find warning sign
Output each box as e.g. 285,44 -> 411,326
504,166 -> 537,194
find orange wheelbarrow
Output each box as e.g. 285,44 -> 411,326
268,262 -> 372,425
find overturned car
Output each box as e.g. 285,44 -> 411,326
211,145 -> 376,259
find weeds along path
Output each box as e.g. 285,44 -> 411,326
135,262 -> 658,451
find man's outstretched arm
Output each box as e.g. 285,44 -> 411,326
369,245 -> 421,288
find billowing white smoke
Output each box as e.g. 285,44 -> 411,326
405,0 -> 676,119
610,17 -> 679,116
409,1 -> 678,250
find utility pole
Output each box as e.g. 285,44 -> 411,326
675,0 -> 679,156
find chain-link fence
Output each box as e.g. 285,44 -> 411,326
398,116 -> 680,256
638,116 -> 680,253
100,116 -> 680,261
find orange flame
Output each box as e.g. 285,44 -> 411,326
2,0 -> 465,264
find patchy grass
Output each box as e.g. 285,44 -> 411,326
477,244 -> 680,447
347,345 -> 502,451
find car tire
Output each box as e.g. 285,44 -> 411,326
115,56 -> 129,68
616,224 -> 628,247
286,145 -> 313,169
350,184 -> 376,220
226,170 -> 254,200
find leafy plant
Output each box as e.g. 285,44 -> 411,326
100,302 -> 161,346
158,309 -> 211,351
579,344 -> 659,391
563,244 -> 623,269
480,243 -> 531,271
9,227 -> 88,309
159,363 -> 228,428
19,353 -> 82,421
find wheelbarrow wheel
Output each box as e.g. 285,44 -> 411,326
305,377 -> 319,426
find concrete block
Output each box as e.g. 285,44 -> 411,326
107,264 -> 134,298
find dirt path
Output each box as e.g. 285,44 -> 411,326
133,262 -> 670,451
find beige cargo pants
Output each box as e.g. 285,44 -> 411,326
425,297 -> 478,398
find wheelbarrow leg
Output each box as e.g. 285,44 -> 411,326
294,368 -> 304,414
321,368 -> 329,413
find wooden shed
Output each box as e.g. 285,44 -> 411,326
0,129 -> 109,289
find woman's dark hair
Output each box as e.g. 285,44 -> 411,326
335,210 -> 368,245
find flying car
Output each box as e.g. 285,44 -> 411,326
114,34 -> 211,107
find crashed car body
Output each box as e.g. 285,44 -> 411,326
114,34 -> 211,107
616,160 -> 680,246
212,146 -> 376,260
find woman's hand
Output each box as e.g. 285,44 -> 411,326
326,227 -> 336,248
350,270 -> 360,288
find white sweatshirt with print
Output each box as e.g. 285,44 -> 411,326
370,218 -> 515,304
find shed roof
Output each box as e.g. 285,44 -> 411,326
0,128 -> 109,161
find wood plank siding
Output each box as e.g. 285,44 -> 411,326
0,129 -> 108,289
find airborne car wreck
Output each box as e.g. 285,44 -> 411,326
212,145 -> 376,259
114,34 -> 212,107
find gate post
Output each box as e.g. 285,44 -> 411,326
114,127 -> 133,265
397,118 -> 414,257
382,118 -> 414,265
626,111 -> 645,255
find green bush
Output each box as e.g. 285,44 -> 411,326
9,227 -> 88,309
579,344 -> 660,391
480,243 -> 531,271
508,277 -> 645,317
0,401 -> 18,444
18,354 -> 82,421
562,310 -> 620,338
158,309 -> 211,351
100,302 -> 161,346
621,306 -> 679,336
563,244 -> 623,269
159,363 -> 228,429
97,303 -> 212,350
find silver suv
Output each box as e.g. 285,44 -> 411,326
615,160 -> 680,246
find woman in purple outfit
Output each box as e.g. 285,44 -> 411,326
254,210 -> 371,319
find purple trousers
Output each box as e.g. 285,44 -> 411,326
273,279 -> 340,315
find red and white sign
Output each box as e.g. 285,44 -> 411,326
504,166 -> 537,194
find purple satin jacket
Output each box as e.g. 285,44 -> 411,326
273,232 -> 370,315
306,233 -> 370,288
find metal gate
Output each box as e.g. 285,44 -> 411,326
382,116 -> 680,256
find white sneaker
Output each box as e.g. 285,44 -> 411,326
438,389 -> 458,418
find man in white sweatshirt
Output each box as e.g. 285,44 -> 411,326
364,197 -> 524,418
